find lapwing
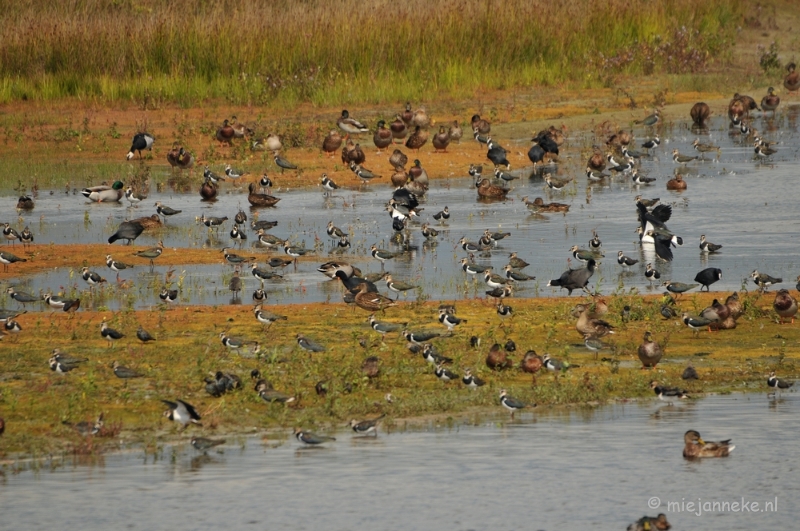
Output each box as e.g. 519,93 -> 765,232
438,308 -> 466,331
462,368 -> 485,389
159,287 -> 178,304
112,360 -> 143,379
154,201 -> 181,221
100,320 -> 124,348
767,371 -> 793,396
296,333 -> 326,352
81,267 -> 107,288
349,414 -> 385,436
699,235 -> 722,253
162,399 -> 202,429
650,381 -> 689,403
499,389 -> 530,418
136,326 -> 156,343
320,174 -> 339,196
126,132 -> 155,160
133,240 -> 164,269
253,305 -> 287,329
752,270 -> 782,291
617,251 -> 639,270
191,437 -> 226,453
294,428 -> 335,445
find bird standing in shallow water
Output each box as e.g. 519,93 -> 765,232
294,428 -> 336,445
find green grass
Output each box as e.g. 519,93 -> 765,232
0,0 -> 745,106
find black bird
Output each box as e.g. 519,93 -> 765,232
767,371 -> 793,395
126,132 -> 155,160
547,259 -> 596,295
694,268 -> 722,291
108,220 -> 144,245
100,320 -> 124,347
682,364 -> 699,380
527,142 -> 545,167
136,326 -> 156,343
646,230 -> 673,262
487,141 -> 510,168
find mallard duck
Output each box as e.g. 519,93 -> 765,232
341,138 -> 366,165
432,125 -> 451,153
725,291 -> 743,319
521,196 -> 569,212
390,115 -> 407,142
411,108 -> 430,129
408,159 -> 429,188
177,147 -> 194,170
230,116 -> 251,138
390,167 -> 409,187
476,178 -> 508,199
264,133 -> 282,152
727,97 -> 746,123
587,148 -> 606,172
322,129 -> 343,156
573,304 -> 614,338
784,62 -> 800,94
761,86 -> 780,116
354,282 -> 396,312
82,181 -> 124,202
735,92 -> 760,113
373,120 -> 393,152
405,125 -> 428,152
247,182 -> 280,207
627,514 -> 671,531
690,102 -> 710,125
337,109 -> 369,134
637,331 -> 663,368
200,177 -> 218,200
471,114 -> 491,134
216,119 -> 235,144
666,174 -> 687,190
486,343 -> 513,370
16,195 -> 34,210
448,120 -> 463,143
130,214 -> 163,230
773,288 -> 798,324
166,142 -> 181,169
389,148 -> 408,170
683,430 -> 734,458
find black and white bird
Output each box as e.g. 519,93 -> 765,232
320,173 -> 339,195
253,305 -> 287,329
617,251 -> 639,270
432,207 -> 450,223
136,326 -> 156,343
159,287 -> 178,304
162,399 -> 202,429
645,263 -> 661,284
349,414 -> 385,436
650,381 -> 689,403
434,364 -> 459,382
296,333 -> 326,352
106,255 -> 133,275
499,389 -> 530,417
767,371 -> 793,396
294,427 -> 335,445
124,187 -> 144,206
543,354 -> 574,372
752,270 -> 781,291
699,235 -> 722,253
462,368 -> 485,389
438,308 -> 466,331
126,132 -> 155,160
81,267 -> 107,287
100,320 -> 124,347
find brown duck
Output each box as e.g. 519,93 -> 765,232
587,148 -> 606,172
200,178 -> 218,200
690,102 -> 710,125
448,120 -> 463,143
683,429 -> 734,459
216,119 -> 235,145
573,304 -> 615,338
520,350 -> 543,373
773,288 -> 798,324
725,292 -> 743,319
486,343 -> 513,370
322,129 -> 343,156
405,125 -> 428,152
476,178 -> 509,199
390,167 -> 409,187
666,174 -> 687,190
373,120 -> 393,152
784,62 -> 800,94
354,282 -> 397,312
432,125 -> 451,153
760,87 -> 780,116
130,214 -> 163,230
471,114 -> 491,135
521,196 -> 569,213
389,149 -> 408,170
390,115 -> 407,141
637,331 -> 663,369
247,182 -> 281,207
166,142 -> 181,169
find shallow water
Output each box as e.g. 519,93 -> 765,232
2,110 -> 800,309
2,393 -> 796,530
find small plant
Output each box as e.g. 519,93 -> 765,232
759,41 -> 781,73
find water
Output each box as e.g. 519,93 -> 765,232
2,110 -> 799,310
2,393 -> 796,530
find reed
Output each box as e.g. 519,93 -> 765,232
0,0 -> 743,106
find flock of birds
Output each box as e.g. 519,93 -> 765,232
3,66 -> 800,529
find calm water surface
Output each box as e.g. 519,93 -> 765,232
1,111 -> 799,310
2,393 -> 796,530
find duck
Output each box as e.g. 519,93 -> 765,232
573,304 -> 615,338
471,114 -> 491,134
405,125 -> 428,152
726,292 -> 743,319
521,196 -> 569,213
736,92 -> 760,113
587,148 -> 606,172
637,331 -> 663,369
200,177 -> 218,200
682,429 -> 734,458
389,148 -> 408,170
228,116 -> 249,138
390,167 -> 409,187
432,125 -> 451,152
760,86 -> 780,116
247,182 -> 280,207
216,119 -> 235,144
373,120 -> 393,152
773,288 -> 798,324
400,102 -> 414,125
341,138 -> 366,165
166,142 -> 181,169
82,181 -> 124,202
666,174 -> 687,190
411,107 -> 430,129
177,147 -> 194,170
486,343 -> 513,371
520,350 -> 543,373
129,214 -> 163,230
448,120 -> 463,143
16,195 -> 34,210
476,178 -> 509,199
390,115 -> 407,142
322,129 -> 343,156
354,282 -> 397,313
784,62 -> 800,94
337,109 -> 369,134
690,102 -> 710,125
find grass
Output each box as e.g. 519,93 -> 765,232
0,0 -> 744,106
0,289 -> 795,459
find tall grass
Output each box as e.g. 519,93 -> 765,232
0,0 -> 744,106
